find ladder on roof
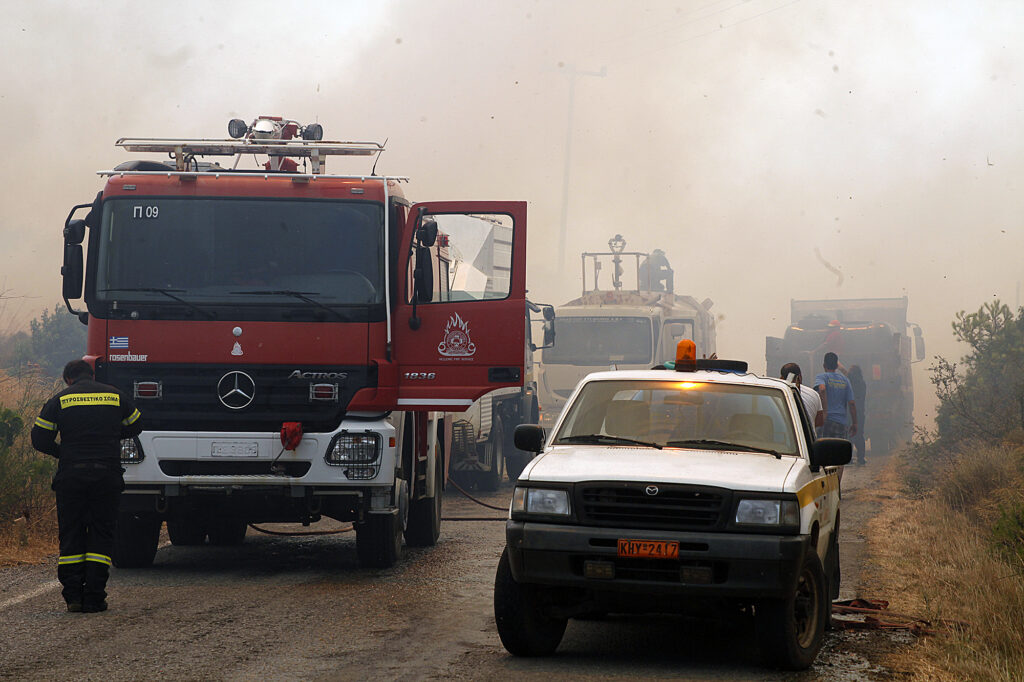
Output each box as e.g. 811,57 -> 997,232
115,137 -> 385,174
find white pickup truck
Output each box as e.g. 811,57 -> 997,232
494,356 -> 851,670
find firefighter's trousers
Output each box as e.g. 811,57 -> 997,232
54,468 -> 123,607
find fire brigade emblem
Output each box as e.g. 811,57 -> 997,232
437,313 -> 476,357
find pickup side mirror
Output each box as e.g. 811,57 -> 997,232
810,438 -> 852,470
514,424 -> 545,453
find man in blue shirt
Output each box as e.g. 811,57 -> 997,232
814,352 -> 858,440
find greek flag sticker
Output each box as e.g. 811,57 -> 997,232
109,336 -> 129,349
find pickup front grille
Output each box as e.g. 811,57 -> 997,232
577,483 -> 730,531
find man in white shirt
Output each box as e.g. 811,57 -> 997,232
780,362 -> 824,431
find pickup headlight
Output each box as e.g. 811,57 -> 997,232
735,498 -> 799,526
511,486 -> 571,516
120,437 -> 144,463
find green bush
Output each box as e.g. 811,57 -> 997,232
0,375 -> 59,525
991,503 -> 1024,566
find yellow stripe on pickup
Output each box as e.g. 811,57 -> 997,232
796,472 -> 841,508
60,393 -> 120,409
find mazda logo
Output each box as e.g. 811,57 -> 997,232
217,371 -> 256,410
645,485 -> 659,496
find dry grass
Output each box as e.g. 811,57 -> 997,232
867,449 -> 1024,681
0,369 -> 60,564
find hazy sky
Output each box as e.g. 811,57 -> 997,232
3,0 -> 1022,425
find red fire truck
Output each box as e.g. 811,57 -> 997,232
59,116 -> 527,569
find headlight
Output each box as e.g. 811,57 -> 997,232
735,498 -> 799,526
326,432 -> 382,480
511,486 -> 571,516
120,437 -> 144,464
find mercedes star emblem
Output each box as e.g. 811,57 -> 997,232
645,485 -> 660,496
217,371 -> 256,410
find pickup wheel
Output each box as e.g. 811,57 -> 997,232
207,518 -> 248,546
167,515 -> 208,546
493,547 -> 567,656
756,551 -> 828,670
113,513 -> 161,569
405,453 -> 443,547
478,417 -> 505,492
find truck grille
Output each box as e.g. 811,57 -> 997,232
98,362 -> 375,433
577,483 -> 730,531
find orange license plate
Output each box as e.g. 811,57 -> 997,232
617,539 -> 679,559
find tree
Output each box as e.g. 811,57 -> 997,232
932,300 -> 1024,444
6,305 -> 87,378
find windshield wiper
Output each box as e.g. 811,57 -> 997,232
556,434 -> 663,450
230,290 -> 344,321
665,439 -> 782,459
100,287 -> 216,320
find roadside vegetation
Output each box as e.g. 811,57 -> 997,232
0,300 -> 84,564
870,300 -> 1024,680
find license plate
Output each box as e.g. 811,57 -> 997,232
211,441 -> 259,457
617,539 -> 679,559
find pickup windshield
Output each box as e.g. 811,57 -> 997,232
553,379 -> 799,456
94,198 -> 384,306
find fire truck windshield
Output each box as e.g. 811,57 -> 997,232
94,198 -> 385,311
541,316 -> 653,366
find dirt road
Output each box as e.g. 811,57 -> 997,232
0,459 -> 904,681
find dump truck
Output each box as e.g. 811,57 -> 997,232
765,297 -> 925,453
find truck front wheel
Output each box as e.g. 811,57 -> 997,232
493,546 -> 567,656
356,511 -> 403,568
406,454 -> 443,547
755,551 -> 828,670
167,515 -> 207,546
478,417 -> 505,492
113,512 -> 161,569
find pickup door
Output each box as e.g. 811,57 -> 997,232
393,201 -> 527,411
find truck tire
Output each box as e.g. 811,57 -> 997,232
406,453 -> 443,547
478,417 -> 505,492
113,512 -> 161,569
755,551 -> 828,670
356,511 -> 403,568
167,516 -> 207,546
493,546 -> 566,656
207,518 -> 248,546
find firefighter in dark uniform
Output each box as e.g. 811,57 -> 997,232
30,360 -> 142,613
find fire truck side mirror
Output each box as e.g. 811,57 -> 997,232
542,305 -> 555,322
416,218 -> 438,247
912,325 -> 925,361
413,246 -> 434,303
541,321 -> 555,349
64,219 -> 86,245
61,244 -> 83,300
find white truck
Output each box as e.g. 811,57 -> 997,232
537,236 -> 716,427
495,346 -> 851,669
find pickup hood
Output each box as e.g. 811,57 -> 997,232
523,445 -> 799,492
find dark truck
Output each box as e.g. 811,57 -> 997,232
766,298 -> 925,453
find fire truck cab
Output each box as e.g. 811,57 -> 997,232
59,116 -> 528,569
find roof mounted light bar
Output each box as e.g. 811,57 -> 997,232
115,137 -> 385,174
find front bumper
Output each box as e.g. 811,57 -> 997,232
506,521 -> 808,600
118,418 -> 398,521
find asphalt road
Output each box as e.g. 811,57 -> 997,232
0,462 -> 893,681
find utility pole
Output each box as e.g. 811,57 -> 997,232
557,65 -> 607,270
